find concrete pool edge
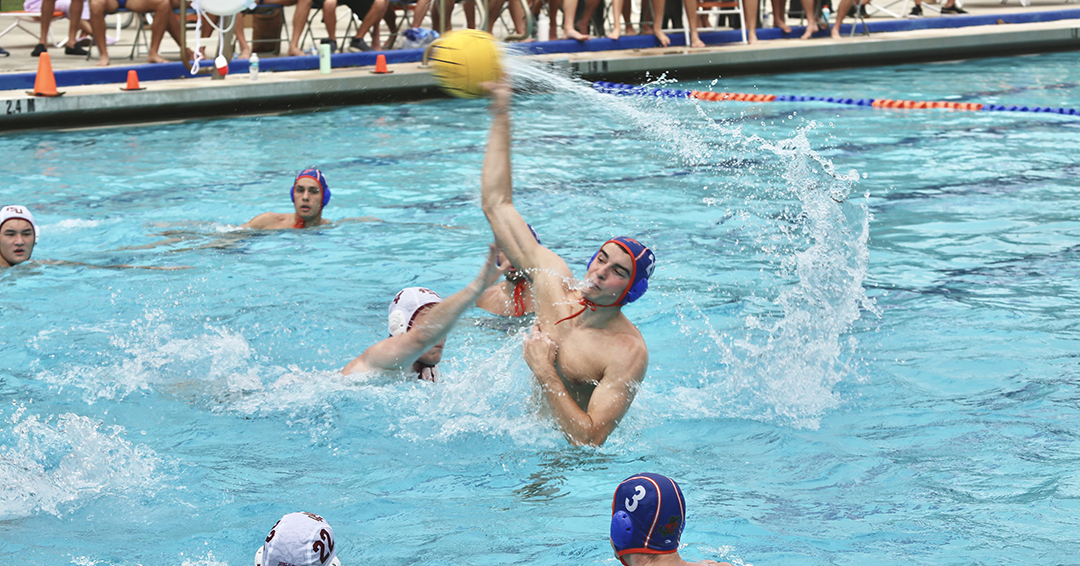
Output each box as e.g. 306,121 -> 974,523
1,15 -> 1078,131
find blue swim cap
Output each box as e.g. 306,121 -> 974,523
588,237 -> 655,306
610,473 -> 685,563
291,168 -> 331,207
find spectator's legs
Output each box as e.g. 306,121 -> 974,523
682,0 -> 701,46
355,0 -> 388,38
607,0 -> 623,38
640,0 -> 652,34
829,0 -> 851,37
126,0 -> 170,62
574,0 -> 598,35
744,0 -> 758,42
89,0 -> 118,65
507,0 -> 526,34
545,0 -> 559,38
36,0 -> 57,54
288,0 -> 312,55
798,0 -> 817,38
464,0 -> 476,28
770,0 -> 789,32
561,0 -> 587,39
487,0 -> 527,35
650,0 -> 667,45
621,0 -> 634,33
323,0 -> 338,41
411,0 -> 431,26
486,0 -> 505,31
64,0 -> 88,50
235,13 -> 252,58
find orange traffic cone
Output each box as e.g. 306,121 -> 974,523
371,54 -> 393,74
27,52 -> 63,97
121,70 -> 146,91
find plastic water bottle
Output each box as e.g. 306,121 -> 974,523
318,40 -> 331,74
536,14 -> 549,41
821,6 -> 831,25
249,53 -> 259,82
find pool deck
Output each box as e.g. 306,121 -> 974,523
1,0 -> 1078,130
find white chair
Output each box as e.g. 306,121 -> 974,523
684,0 -> 748,45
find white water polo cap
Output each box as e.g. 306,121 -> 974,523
388,287 -> 443,337
0,205 -> 39,241
255,512 -> 341,566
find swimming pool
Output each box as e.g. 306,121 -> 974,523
1,50 -> 1078,565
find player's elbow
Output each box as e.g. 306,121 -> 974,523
568,424 -> 611,447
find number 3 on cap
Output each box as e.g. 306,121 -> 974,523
625,485 -> 646,512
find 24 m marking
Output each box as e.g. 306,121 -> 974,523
5,99 -> 36,115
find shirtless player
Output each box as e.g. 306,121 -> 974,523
480,81 -> 655,447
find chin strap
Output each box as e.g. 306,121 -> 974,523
512,280 -> 527,317
293,217 -> 306,229
554,298 -> 600,326
418,365 -> 438,382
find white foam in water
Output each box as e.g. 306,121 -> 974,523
39,311 -> 266,404
0,404 -> 160,520
505,55 -> 877,429
50,218 -> 103,232
179,551 -> 229,566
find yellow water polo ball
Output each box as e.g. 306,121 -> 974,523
428,30 -> 503,99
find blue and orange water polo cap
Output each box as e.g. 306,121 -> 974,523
291,168 -> 331,207
589,237 -> 656,306
610,473 -> 686,564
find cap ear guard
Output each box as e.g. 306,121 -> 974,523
622,278 -> 648,305
610,510 -> 634,550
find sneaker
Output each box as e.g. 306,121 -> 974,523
328,39 -> 338,53
940,4 -> 967,13
31,43 -> 47,57
909,4 -> 922,15
348,37 -> 372,52
64,44 -> 88,56
0,46 -> 9,57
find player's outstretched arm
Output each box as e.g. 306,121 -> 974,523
480,81 -> 564,278
523,326 -> 646,446
342,245 -> 504,375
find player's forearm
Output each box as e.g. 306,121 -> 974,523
409,278 -> 487,345
535,372 -> 609,446
481,107 -> 513,214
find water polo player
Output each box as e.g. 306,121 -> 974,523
0,205 -> 39,267
481,81 -> 655,447
609,473 -> 733,566
243,168 -> 333,230
255,511 -> 342,566
340,244 -> 503,382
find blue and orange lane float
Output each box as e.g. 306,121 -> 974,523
591,81 -> 1080,116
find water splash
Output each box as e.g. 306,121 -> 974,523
39,311 -> 265,403
506,55 -> 877,428
0,404 -> 160,520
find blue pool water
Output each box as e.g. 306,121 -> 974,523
1,50 -> 1079,565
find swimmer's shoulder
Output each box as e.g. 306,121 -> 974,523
242,212 -> 289,229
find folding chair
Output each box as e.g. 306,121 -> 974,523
685,0 -> 748,44
0,10 -> 62,46
378,0 -> 416,48
240,4 -> 290,54
86,8 -> 149,59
